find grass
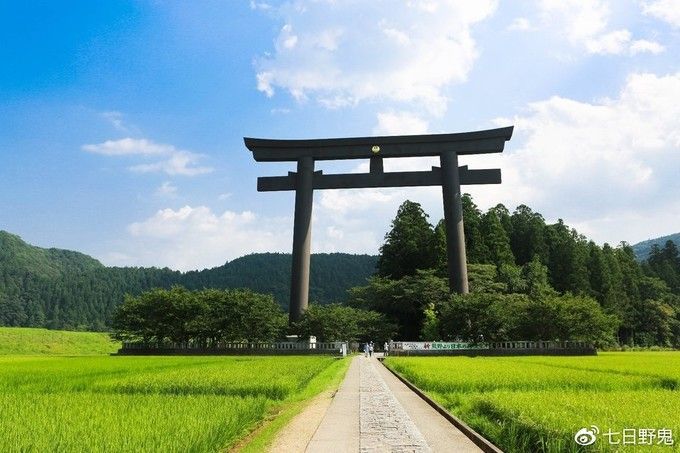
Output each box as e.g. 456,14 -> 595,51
0,392 -> 270,452
0,354 -> 349,452
385,352 -> 680,452
0,327 -> 119,355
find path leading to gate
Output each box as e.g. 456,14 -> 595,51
268,355 -> 484,453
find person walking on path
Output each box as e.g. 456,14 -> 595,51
364,342 -> 369,358
383,341 -> 389,357
369,341 -> 374,357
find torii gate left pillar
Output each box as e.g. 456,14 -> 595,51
245,126 -> 513,323
290,156 -> 314,321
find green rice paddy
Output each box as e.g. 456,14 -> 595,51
4,327 -> 677,452
0,353 -> 348,452
385,353 -> 680,452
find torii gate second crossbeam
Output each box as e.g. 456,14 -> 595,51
244,126 -> 513,323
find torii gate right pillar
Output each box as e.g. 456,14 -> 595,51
441,151 -> 469,294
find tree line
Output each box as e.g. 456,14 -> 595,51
349,198 -> 680,347
112,287 -> 287,345
111,286 -> 394,345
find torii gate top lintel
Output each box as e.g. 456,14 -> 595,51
244,126 -> 514,323
244,125 -> 513,161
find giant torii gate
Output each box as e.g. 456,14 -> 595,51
244,126 -> 513,323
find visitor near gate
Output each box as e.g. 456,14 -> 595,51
384,341 -> 389,357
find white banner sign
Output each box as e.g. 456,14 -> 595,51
392,341 -> 488,351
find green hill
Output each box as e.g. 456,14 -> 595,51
0,231 -> 377,331
0,231 -> 103,278
632,232 -> 680,260
0,327 -> 118,355
182,253 -> 378,310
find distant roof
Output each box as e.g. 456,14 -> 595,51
244,126 -> 513,162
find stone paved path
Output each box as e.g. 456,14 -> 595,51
279,356 -> 484,453
360,357 -> 431,452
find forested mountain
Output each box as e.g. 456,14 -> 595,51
632,233 -> 680,261
0,231 -> 377,330
363,197 -> 680,346
181,253 -> 377,308
458,199 -> 680,346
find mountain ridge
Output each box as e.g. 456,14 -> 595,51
0,230 -> 377,330
632,232 -> 680,261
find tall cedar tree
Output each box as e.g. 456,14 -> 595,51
509,204 -> 548,265
481,208 -> 515,268
377,201 -> 436,279
461,194 -> 488,263
647,241 -> 680,293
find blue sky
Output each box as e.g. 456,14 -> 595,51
1,0 -> 679,271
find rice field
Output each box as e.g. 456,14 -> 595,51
384,352 -> 680,452
0,355 -> 349,452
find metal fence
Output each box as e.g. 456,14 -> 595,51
485,340 -> 592,350
118,341 -> 348,356
388,340 -> 596,356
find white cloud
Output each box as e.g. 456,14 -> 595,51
539,0 -> 609,46
586,29 -> 632,54
570,199 -> 680,246
319,189 -> 401,216
484,71 -> 680,244
101,111 -> 129,132
121,206 -> 292,271
83,138 -> 168,156
508,17 -> 531,31
255,0 -> 498,114
256,72 -> 275,97
326,226 -> 344,240
312,185 -> 443,254
538,0 -> 663,55
642,0 -> 680,28
109,199 -> 409,270
373,111 -> 429,135
102,251 -> 134,267
587,32 -> 664,56
316,189 -> 406,253
155,181 -> 178,198
130,151 -> 213,176
249,1 -> 272,11
629,39 -> 665,55
82,138 -> 213,176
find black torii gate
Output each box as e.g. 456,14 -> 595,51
244,126 -> 513,323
